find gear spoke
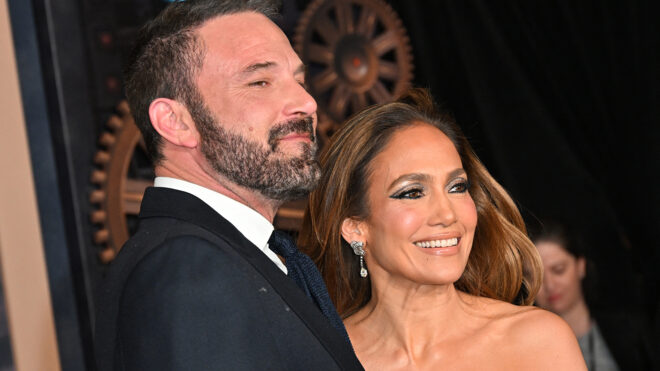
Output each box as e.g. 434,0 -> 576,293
314,12 -> 340,46
356,6 -> 377,38
350,92 -> 368,112
372,30 -> 398,56
335,0 -> 354,34
368,80 -> 392,102
313,68 -> 340,94
329,82 -> 352,119
378,60 -> 399,80
307,43 -> 334,65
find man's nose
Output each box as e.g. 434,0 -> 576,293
283,81 -> 317,118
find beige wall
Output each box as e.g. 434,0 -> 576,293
0,0 -> 61,370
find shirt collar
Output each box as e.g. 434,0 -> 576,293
153,177 -> 282,270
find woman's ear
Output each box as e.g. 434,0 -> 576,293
148,98 -> 199,148
341,217 -> 367,246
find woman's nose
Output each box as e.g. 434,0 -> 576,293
429,195 -> 457,227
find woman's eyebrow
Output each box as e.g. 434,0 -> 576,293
387,173 -> 431,190
448,168 -> 467,179
387,168 -> 467,190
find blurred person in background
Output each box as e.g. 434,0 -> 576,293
532,220 -> 655,371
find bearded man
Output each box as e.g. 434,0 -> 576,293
93,1 -> 362,370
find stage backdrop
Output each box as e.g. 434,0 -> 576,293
8,0 -> 658,369
388,0 -> 659,318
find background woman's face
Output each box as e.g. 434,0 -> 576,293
535,241 -> 585,315
359,123 -> 477,287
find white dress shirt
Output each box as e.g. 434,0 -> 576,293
154,177 -> 287,274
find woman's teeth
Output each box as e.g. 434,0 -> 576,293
414,238 -> 458,248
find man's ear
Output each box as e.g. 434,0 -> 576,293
341,217 -> 368,246
148,98 -> 198,148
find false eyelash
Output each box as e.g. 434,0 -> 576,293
390,187 -> 425,199
449,180 -> 471,193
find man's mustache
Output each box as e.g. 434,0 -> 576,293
268,116 -> 316,150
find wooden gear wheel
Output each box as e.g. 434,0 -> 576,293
294,0 -> 414,135
90,101 -> 153,263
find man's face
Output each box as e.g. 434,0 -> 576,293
192,12 -> 320,201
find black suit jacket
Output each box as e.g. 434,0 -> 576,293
95,187 -> 363,370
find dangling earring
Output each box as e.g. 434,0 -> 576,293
350,241 -> 368,278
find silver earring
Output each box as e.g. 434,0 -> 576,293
350,241 -> 368,278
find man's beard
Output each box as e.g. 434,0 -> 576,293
192,100 -> 321,202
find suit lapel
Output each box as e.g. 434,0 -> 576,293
138,187 -> 361,368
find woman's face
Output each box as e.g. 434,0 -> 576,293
535,240 -> 585,315
357,123 -> 477,286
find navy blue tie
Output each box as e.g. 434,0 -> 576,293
268,230 -> 351,343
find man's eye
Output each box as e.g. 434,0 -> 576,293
249,81 -> 268,87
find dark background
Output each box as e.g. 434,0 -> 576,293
390,0 -> 660,316
7,0 -> 659,369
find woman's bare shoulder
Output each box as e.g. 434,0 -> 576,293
504,306 -> 587,370
459,296 -> 585,370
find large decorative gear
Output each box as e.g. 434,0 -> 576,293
294,0 -> 414,130
90,101 -> 153,263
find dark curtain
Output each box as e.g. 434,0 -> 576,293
386,0 -> 659,319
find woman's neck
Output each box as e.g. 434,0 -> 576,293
559,298 -> 591,338
349,281 -> 471,354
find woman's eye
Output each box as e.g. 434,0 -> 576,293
390,188 -> 424,199
449,180 -> 470,193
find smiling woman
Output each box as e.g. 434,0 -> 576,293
300,88 -> 587,370
344,123 -> 478,288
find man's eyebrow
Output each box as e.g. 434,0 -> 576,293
241,61 -> 276,75
239,62 -> 307,78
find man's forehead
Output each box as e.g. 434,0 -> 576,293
196,12 -> 300,71
197,12 -> 287,51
